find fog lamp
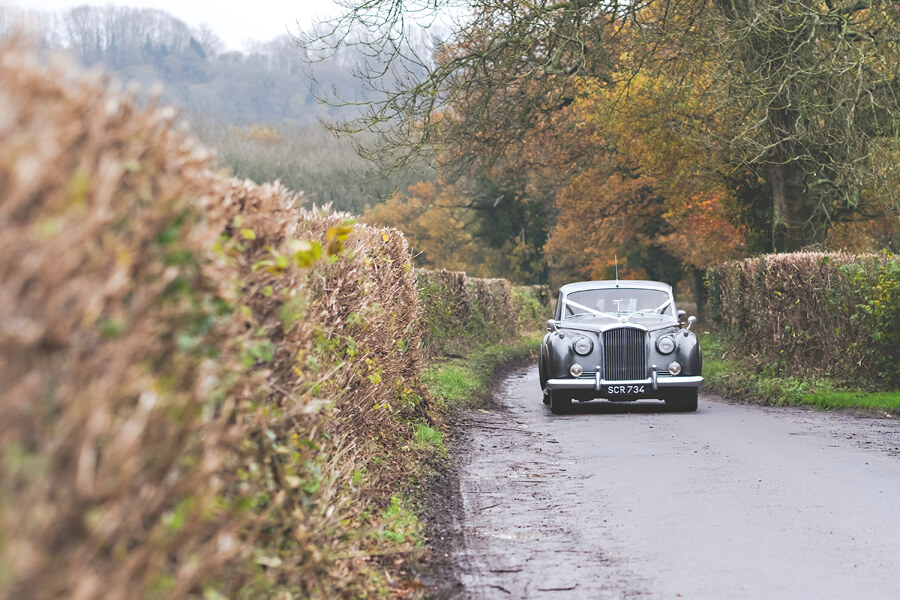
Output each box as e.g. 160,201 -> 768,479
570,363 -> 584,377
668,361 -> 682,376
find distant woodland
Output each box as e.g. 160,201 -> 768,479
0,4 -> 426,214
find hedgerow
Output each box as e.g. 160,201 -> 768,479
706,251 -> 900,388
0,39 -> 546,599
416,270 -> 546,357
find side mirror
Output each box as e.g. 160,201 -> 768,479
546,319 -> 557,332
677,309 -> 686,322
686,315 -> 697,331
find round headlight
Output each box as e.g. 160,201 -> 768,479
668,361 -> 682,376
656,336 -> 676,354
573,336 -> 593,356
570,363 -> 584,377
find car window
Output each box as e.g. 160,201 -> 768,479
564,288 -> 673,317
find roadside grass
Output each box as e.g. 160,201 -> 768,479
378,496 -> 424,546
422,365 -> 482,407
421,332 -> 544,409
803,391 -> 900,412
701,333 -> 900,413
413,424 -> 446,456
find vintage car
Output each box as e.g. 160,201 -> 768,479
539,280 -> 702,414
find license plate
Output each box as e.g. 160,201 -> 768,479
604,384 -> 646,396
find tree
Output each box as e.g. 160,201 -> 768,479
300,1 -> 631,177
307,0 -> 900,251
541,74 -> 746,294
656,0 -> 900,249
363,181 -> 509,276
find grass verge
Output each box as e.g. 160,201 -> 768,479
702,333 -> 900,413
421,332 -> 544,409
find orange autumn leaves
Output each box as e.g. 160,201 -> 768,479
546,74 -> 746,281
367,68 -> 748,284
365,181 -> 507,277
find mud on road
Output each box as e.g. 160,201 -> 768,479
423,364 -> 900,599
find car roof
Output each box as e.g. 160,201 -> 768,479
559,280 -> 673,294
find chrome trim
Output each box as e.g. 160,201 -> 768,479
603,328 -> 646,381
656,335 -> 676,354
651,365 -> 658,391
547,376 -> 703,391
557,322 -> 676,334
573,336 -> 594,355
596,322 -> 649,333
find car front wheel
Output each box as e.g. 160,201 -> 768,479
666,388 -> 698,412
549,390 -> 571,414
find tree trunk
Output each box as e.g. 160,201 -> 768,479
766,99 -> 830,251
767,161 -> 830,252
691,267 -> 707,320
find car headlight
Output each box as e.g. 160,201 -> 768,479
668,361 -> 682,375
573,336 -> 593,356
570,363 -> 584,377
656,335 -> 676,354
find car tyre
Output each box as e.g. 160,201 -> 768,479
666,388 -> 698,412
542,389 -> 551,405
549,390 -> 571,414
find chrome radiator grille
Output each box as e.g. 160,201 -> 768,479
602,328 -> 647,381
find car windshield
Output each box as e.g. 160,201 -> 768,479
563,288 -> 674,318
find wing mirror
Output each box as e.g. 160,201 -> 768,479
547,319 -> 558,332
686,315 -> 697,331
677,309 -> 686,322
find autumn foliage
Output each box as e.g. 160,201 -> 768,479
353,1 -> 900,294
371,68 -> 754,293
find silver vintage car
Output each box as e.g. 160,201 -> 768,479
539,280 -> 703,414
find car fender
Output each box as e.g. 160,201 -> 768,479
539,333 -> 551,389
545,332 -> 577,380
674,331 -> 702,376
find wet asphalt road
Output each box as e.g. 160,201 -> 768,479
433,364 -> 900,599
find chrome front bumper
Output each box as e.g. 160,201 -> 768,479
546,374 -> 703,392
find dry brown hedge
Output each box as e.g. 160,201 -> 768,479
0,40 -> 430,599
215,182 -> 430,598
706,251 -> 900,386
0,39 -> 542,599
0,42 -> 240,599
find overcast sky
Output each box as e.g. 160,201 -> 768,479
5,0 -> 340,50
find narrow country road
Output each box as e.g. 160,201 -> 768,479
426,364 -> 900,599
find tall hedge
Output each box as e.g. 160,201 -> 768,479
0,37 -> 428,598
706,251 -> 900,387
416,270 -> 547,357
0,39 -> 549,599
0,40 -> 242,597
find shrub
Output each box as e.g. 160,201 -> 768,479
0,39 -> 428,599
706,251 -> 900,387
417,269 -> 547,357
0,38 -> 239,598
0,39 -> 545,599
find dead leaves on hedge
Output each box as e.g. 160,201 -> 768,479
0,39 -> 428,600
707,251 -> 900,386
